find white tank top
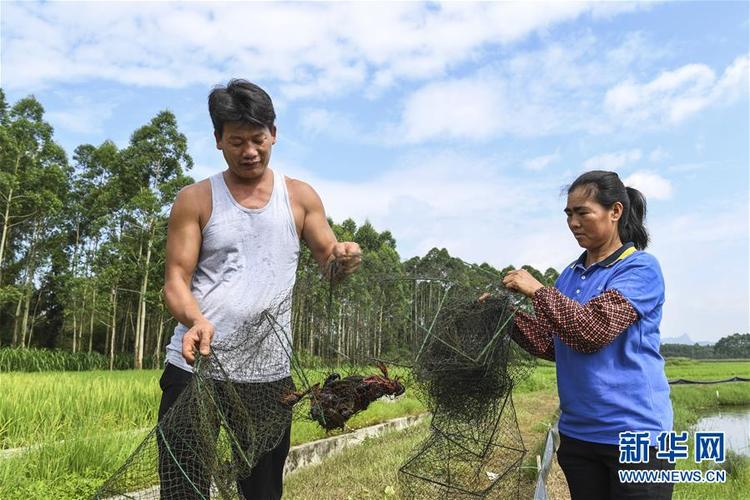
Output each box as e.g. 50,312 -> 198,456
165,169 -> 300,382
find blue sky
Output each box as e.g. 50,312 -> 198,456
2,1 -> 748,342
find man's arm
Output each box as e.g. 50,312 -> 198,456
164,183 -> 214,364
291,179 -> 361,281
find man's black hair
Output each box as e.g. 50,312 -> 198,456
208,79 -> 276,136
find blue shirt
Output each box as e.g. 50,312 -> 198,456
554,242 -> 673,445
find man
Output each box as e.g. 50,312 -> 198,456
160,79 -> 360,499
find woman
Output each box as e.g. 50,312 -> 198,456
503,170 -> 674,499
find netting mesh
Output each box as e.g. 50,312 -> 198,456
93,256 -> 534,499
395,282 -> 534,499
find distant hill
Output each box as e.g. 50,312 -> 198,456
661,333 -> 714,346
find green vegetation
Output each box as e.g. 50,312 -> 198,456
284,389 -> 562,499
0,361 -> 551,499
1,90 -> 565,373
665,359 -> 749,380
661,334 -> 750,360
0,370 -> 160,449
0,365 -> 425,499
0,358 -> 746,498
0,366 -> 419,449
284,359 -> 750,499
0,347 -> 157,372
670,382 -> 750,500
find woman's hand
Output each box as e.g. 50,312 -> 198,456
502,269 -> 544,298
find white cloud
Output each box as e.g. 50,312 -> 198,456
604,55 -> 750,127
525,151 -> 560,171
583,149 -> 642,171
42,90 -> 130,136
622,170 -> 673,200
276,151 -> 577,269
47,105 -> 113,135
649,199 -> 749,341
297,108 -> 374,144
665,162 -> 705,174
648,147 -> 670,163
398,79 -> 505,142
1,2 -> 630,99
287,150 -> 744,341
388,31 -> 672,143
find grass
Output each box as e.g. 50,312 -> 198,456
0,365 -> 419,449
285,359 -> 749,499
664,359 -> 749,381
0,347 -> 155,372
0,370 -> 160,449
284,389 -> 562,500
0,364 -> 426,499
0,358 -> 747,499
669,382 -> 750,500
0,429 -> 149,500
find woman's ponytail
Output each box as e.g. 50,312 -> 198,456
622,186 -> 649,250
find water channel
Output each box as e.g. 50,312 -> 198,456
694,405 -> 750,457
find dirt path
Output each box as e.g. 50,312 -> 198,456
284,388 -> 570,499
514,390 -> 570,500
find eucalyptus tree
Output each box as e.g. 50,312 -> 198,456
116,111 -> 193,368
0,91 -> 69,347
66,140 -> 122,353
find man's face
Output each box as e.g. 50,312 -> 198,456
215,121 -> 276,180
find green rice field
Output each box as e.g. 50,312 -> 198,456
1,359 -> 747,499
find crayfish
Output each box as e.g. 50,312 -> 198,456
281,362 -> 405,430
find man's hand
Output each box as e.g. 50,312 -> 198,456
182,319 -> 215,365
328,241 -> 361,282
502,269 -> 544,298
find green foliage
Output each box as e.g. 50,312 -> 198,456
0,347 -> 156,372
0,88 -> 576,369
0,370 -> 160,450
662,334 -> 750,360
2,361 -> 747,498
0,285 -> 22,306
714,333 -> 750,359
664,359 -> 750,380
661,343 -> 717,359
669,381 -> 750,500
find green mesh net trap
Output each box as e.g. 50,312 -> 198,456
94,258 -> 534,499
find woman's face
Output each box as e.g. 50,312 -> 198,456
565,186 -> 622,250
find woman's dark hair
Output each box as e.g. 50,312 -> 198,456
568,170 -> 649,250
208,79 -> 276,136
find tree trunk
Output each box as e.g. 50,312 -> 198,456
72,302 -> 77,353
109,286 -> 118,370
135,221 -> 154,369
27,291 -> 42,347
154,312 -> 165,367
307,302 -> 314,356
0,155 -> 21,286
12,294 -> 22,346
337,309 -> 343,361
75,292 -> 87,354
355,309 -> 360,358
0,184 -> 13,286
122,306 -> 132,353
19,221 -> 40,348
88,287 -> 97,353
88,238 -> 100,354
20,287 -> 32,348
378,302 -> 384,357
